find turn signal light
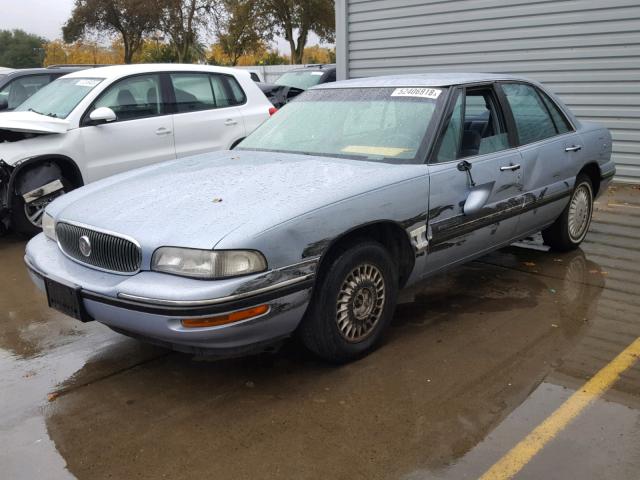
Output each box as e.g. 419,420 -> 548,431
268,106 -> 278,116
181,304 -> 269,328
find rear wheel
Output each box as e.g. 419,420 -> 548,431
299,241 -> 398,363
542,173 -> 594,251
11,175 -> 70,237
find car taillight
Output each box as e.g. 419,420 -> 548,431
268,106 -> 278,116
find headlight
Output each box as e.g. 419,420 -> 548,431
42,213 -> 57,241
151,247 -> 267,279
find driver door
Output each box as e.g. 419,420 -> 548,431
79,73 -> 176,183
424,85 -> 524,276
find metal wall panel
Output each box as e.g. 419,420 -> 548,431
340,0 -> 640,182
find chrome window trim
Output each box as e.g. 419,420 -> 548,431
55,218 -> 142,275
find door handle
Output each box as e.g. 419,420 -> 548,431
565,145 -> 582,152
500,164 -> 521,171
224,119 -> 238,126
155,127 -> 172,136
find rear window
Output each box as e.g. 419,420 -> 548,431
275,70 -> 325,90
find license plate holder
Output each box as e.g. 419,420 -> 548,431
45,278 -> 92,322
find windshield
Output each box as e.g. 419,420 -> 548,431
15,77 -> 103,118
275,70 -> 325,90
238,87 -> 445,162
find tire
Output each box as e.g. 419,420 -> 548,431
542,173 -> 594,252
299,241 -> 399,363
11,175 -> 71,237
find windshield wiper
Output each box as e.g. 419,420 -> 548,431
28,108 -> 57,118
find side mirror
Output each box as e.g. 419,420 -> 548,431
88,107 -> 116,125
0,97 -> 9,111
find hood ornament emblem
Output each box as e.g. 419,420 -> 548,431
79,235 -> 92,257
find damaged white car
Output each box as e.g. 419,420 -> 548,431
0,64 -> 273,235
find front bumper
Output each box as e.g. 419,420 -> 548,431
0,160 -> 12,231
25,234 -> 316,355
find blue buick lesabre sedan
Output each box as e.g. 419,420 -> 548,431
25,73 -> 615,362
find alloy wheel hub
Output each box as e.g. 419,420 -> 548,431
336,263 -> 385,343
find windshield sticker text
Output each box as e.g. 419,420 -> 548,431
391,88 -> 442,99
76,79 -> 100,87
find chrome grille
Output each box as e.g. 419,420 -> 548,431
56,222 -> 141,274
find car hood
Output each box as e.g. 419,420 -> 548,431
0,111 -> 70,134
52,150 -> 426,250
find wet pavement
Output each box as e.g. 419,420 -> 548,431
1,185 -> 639,479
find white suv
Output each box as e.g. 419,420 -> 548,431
0,64 -> 274,235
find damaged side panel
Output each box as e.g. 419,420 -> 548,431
217,172 -> 431,288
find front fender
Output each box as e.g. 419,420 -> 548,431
216,173 -> 431,272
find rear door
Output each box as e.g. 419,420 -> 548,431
79,73 -> 176,182
169,72 -> 245,157
498,82 -> 582,234
425,84 -> 524,275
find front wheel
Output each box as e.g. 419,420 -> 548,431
299,241 -> 398,363
11,176 -> 70,237
542,173 -> 594,251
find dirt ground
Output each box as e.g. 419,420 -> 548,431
1,185 -> 639,479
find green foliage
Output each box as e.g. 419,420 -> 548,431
260,0 -> 335,64
212,0 -> 269,65
159,0 -> 212,63
63,0 -> 161,63
0,30 -> 46,68
260,50 -> 288,65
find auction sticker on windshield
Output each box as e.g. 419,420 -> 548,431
391,87 -> 442,99
75,79 -> 101,87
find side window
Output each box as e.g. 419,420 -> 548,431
436,91 -> 463,162
93,74 -> 161,121
539,90 -> 572,135
501,83 -> 557,145
209,74 -> 245,108
221,75 -> 246,105
435,87 -> 509,162
0,75 -> 51,109
170,73 -> 215,113
462,89 -> 509,157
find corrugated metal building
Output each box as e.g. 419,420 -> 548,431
335,0 -> 640,182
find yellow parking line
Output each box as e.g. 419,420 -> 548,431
479,337 -> 640,480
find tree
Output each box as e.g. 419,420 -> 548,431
63,0 -> 160,63
0,30 -> 46,68
212,0 -> 269,66
301,44 -> 333,64
260,0 -> 335,64
159,0 -> 212,63
43,39 -> 126,66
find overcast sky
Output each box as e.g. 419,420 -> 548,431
0,0 -> 329,53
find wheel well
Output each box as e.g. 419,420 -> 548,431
317,222 -> 416,288
13,155 -> 83,192
579,163 -> 601,197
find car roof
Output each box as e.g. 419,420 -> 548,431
63,63 -> 249,80
288,64 -> 336,73
3,66 -> 88,77
315,72 -> 536,89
